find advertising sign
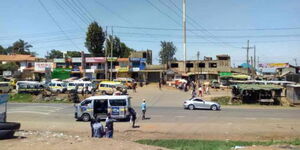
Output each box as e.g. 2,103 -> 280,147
107,57 -> 117,62
53,58 -> 65,63
132,67 -> 140,72
34,62 -> 53,71
3,71 -> 12,77
72,57 -> 82,63
130,58 -> 141,61
116,67 -> 129,72
259,63 -> 289,68
85,57 -> 106,63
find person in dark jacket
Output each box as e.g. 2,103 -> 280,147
90,118 -> 96,137
105,113 -> 115,138
128,107 -> 137,128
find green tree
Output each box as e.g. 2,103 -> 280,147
105,35 -> 134,58
159,41 -> 177,65
85,21 -> 106,57
66,51 -> 81,57
9,39 -> 33,55
46,49 -> 64,59
0,62 -> 18,71
0,45 -> 8,55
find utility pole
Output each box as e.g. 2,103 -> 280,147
110,26 -> 113,81
197,51 -> 200,81
242,40 -> 254,75
105,26 -> 108,80
183,0 -> 187,73
254,45 -> 256,70
81,51 -> 86,77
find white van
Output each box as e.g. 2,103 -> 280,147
47,81 -> 67,93
67,81 -> 95,93
74,95 -> 131,121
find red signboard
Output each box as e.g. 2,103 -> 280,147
85,57 -> 106,63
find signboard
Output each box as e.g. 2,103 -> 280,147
219,72 -> 232,77
130,58 -> 141,61
34,62 -> 53,72
72,57 -> 82,63
0,94 -> 8,105
3,71 -> 12,77
53,58 -> 65,63
259,63 -> 289,68
107,57 -> 117,62
132,67 -> 140,72
117,67 -> 129,72
85,57 -> 106,63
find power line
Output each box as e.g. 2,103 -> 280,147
61,0 -> 90,25
53,0 -> 85,30
70,0 -> 94,22
38,0 -> 80,50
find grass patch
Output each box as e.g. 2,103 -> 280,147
9,93 -> 33,103
136,139 -> 300,150
8,93 -> 70,103
211,96 -> 238,105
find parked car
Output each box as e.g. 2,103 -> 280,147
47,81 -> 67,93
183,97 -> 221,111
16,81 -> 44,95
210,80 -> 220,88
113,78 -> 135,89
98,81 -> 127,95
67,81 -> 96,94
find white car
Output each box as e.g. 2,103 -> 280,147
183,97 -> 221,111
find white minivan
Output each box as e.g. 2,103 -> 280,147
74,95 -> 131,121
67,81 -> 95,93
48,81 -> 67,93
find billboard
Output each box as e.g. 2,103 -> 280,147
259,63 -> 289,68
34,62 -> 53,71
85,57 -> 106,63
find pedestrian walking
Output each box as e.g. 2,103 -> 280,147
158,80 -> 162,90
90,118 -> 96,137
191,89 -> 197,98
206,86 -> 210,95
141,99 -> 147,120
128,107 -> 137,128
132,82 -> 137,93
198,86 -> 203,97
105,113 -> 114,138
93,117 -> 104,138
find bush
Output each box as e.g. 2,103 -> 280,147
211,96 -> 232,105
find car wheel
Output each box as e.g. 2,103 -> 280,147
101,91 -> 106,95
0,130 -> 15,140
211,105 -> 218,111
81,113 -> 90,122
188,104 -> 195,110
56,90 -> 61,94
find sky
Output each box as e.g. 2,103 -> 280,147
0,0 -> 300,66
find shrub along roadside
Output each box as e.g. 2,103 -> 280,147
8,93 -> 70,103
211,96 -> 243,105
136,139 -> 300,150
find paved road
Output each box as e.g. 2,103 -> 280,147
6,103 -> 300,123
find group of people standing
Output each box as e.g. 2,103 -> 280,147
90,113 -> 115,138
179,80 -> 210,98
90,100 -> 148,138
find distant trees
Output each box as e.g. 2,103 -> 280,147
66,51 -> 81,57
0,39 -> 35,56
105,35 -> 134,58
85,21 -> 106,57
46,49 -> 64,59
159,41 -> 177,65
0,62 -> 18,71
